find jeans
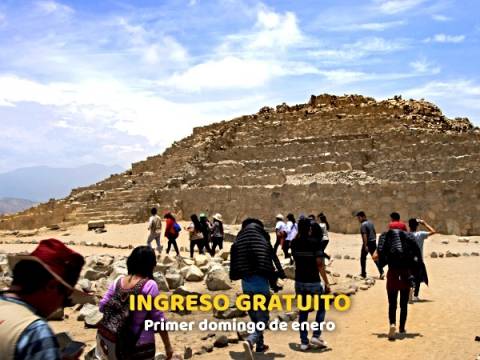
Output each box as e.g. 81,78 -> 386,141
295,282 -> 325,345
388,288 -> 409,331
360,241 -> 383,277
244,292 -> 270,350
211,236 -> 223,255
190,239 -> 204,258
166,233 -> 179,255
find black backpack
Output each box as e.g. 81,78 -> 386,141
97,277 -> 150,359
379,230 -> 420,268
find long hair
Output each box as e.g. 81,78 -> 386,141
297,217 -> 311,241
126,246 -> 156,279
286,213 -> 296,224
191,214 -> 202,232
318,212 -> 330,231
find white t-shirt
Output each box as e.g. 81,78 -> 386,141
319,223 -> 329,241
275,221 -> 287,234
413,231 -> 429,257
285,221 -> 298,241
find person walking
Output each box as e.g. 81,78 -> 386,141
389,212 -> 408,231
356,211 -> 384,279
317,212 -> 330,252
273,214 -> 287,255
230,218 -> 284,360
164,212 -> 180,256
0,239 -> 87,360
284,213 -> 298,261
408,218 -> 435,301
199,213 -> 212,255
291,218 -> 330,351
96,246 -> 176,359
375,229 -> 423,340
186,214 -> 205,258
210,213 -> 224,255
147,207 -> 163,254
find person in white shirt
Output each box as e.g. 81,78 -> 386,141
147,207 -> 163,253
273,214 -> 287,255
318,212 -> 330,251
284,213 -> 297,261
408,218 -> 436,301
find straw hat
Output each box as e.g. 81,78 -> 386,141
213,213 -> 223,221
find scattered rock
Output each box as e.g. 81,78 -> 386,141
206,266 -> 232,291
430,251 -> 438,258
332,272 -> 341,277
439,252 -> 444,258
213,335 -> 229,348
78,303 -> 102,327
458,237 -> 470,243
163,255 -> 177,265
194,254 -> 210,267
334,254 -> 342,260
184,346 -> 193,359
214,307 -> 247,319
185,265 -> 205,282
359,285 -> 369,290
173,286 -> 200,297
88,220 -> 105,231
165,273 -> 184,290
441,240 -> 449,245
283,265 -> 295,280
84,269 -> 108,281
154,272 -> 170,292
343,255 -> 350,260
95,228 -> 107,234
471,252 -> 479,256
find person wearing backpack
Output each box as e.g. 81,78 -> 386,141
199,213 -> 212,255
164,212 -> 180,256
96,246 -> 176,360
210,213 -> 224,255
374,229 -> 423,341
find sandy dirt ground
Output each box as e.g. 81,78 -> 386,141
1,222 -> 480,359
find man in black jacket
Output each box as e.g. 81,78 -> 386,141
230,218 -> 284,360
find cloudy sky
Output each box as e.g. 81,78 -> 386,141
0,0 -> 479,172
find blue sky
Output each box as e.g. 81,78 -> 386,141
0,0 -> 479,172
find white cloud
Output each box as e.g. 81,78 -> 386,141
163,56 -> 318,91
36,0 -> 73,15
404,80 -> 480,98
424,33 -> 466,43
374,0 -> 427,14
328,20 -> 406,32
432,14 -> 451,22
310,37 -> 408,61
409,58 -> 440,74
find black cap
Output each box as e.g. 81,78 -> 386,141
356,211 -> 366,217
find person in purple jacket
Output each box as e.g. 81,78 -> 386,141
96,246 -> 176,359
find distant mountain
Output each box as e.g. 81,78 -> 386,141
0,198 -> 37,215
0,164 -> 124,202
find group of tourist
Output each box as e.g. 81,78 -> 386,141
146,208 -> 225,258
0,208 -> 436,360
357,211 -> 436,340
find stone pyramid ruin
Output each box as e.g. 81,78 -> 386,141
1,94 -> 479,235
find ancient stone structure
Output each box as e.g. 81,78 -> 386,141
1,94 -> 479,234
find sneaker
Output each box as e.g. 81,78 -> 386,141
310,337 -> 328,349
256,344 -> 269,353
379,273 -> 385,280
242,341 -> 254,360
412,296 -> 419,302
300,343 -> 311,351
399,328 -> 406,334
388,324 -> 396,340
